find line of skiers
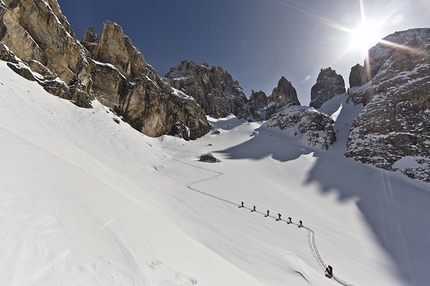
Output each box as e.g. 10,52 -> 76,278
240,201 -> 303,227
240,201 -> 332,276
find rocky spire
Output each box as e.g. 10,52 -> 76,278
349,63 -> 370,88
270,76 -> 300,107
248,90 -> 268,120
310,67 -> 345,109
165,60 -> 249,119
83,20 -> 147,78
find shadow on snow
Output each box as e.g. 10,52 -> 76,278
214,124 -> 315,162
305,152 -> 430,286
215,122 -> 430,286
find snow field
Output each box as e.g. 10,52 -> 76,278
1,61 -> 429,285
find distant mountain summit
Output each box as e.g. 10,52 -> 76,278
165,62 -> 302,121
165,60 -> 250,119
310,67 -> 345,109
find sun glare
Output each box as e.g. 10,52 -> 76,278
350,22 -> 381,56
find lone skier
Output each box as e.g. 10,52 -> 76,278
326,265 -> 333,277
299,220 -> 303,228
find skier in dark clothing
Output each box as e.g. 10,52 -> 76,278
326,265 -> 333,277
266,210 -> 269,217
251,205 -> 256,212
278,213 -> 281,220
288,217 -> 292,224
299,220 -> 303,228
240,201 -> 244,208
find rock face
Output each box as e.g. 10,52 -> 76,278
0,0 -> 93,107
349,63 -> 370,88
245,77 -> 301,120
247,90 -> 269,120
310,67 -> 345,109
1,1 -> 428,183
270,76 -> 300,107
345,28 -> 430,182
164,60 -> 249,119
266,106 -> 336,150
81,22 -> 210,139
165,62 -> 301,121
0,1 -> 210,140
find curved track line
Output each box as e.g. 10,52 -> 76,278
304,226 -> 354,286
172,157 -> 353,286
172,158 -> 237,206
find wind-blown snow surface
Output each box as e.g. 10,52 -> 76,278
1,61 -> 429,286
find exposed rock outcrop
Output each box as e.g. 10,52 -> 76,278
82,21 -> 210,140
349,63 -> 370,88
269,76 -> 300,108
245,77 -> 301,121
248,90 -> 269,120
345,28 -> 430,182
310,67 -> 345,109
266,106 -> 336,150
0,1 -> 210,140
0,0 -> 93,107
164,60 -> 249,119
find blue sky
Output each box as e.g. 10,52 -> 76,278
57,0 -> 430,105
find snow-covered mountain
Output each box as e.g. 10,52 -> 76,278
1,59 -> 430,286
1,0 -> 429,183
1,1 -> 430,284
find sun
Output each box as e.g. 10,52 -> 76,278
349,21 -> 382,57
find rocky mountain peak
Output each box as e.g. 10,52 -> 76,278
0,0 -> 93,107
349,63 -> 370,88
1,1 -> 429,184
0,0 -> 210,140
165,60 -> 249,119
310,67 -> 345,109
271,76 -> 300,107
82,20 -> 148,79
247,90 -> 268,120
345,28 -> 430,182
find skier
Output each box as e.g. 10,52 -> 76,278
326,265 -> 333,277
251,205 -> 256,212
288,217 -> 292,224
299,220 -> 303,228
240,201 -> 244,208
265,210 -> 269,217
277,213 -> 282,221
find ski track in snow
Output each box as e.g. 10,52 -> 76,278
173,156 -> 354,286
3,61 -> 419,285
304,227 -> 353,286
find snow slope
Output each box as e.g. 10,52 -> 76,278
1,61 -> 429,285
